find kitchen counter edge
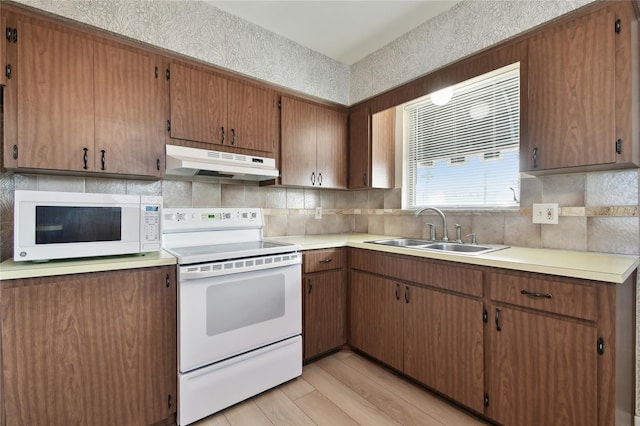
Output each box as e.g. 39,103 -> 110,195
267,234 -> 639,284
0,250 -> 177,281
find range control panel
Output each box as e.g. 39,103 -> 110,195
162,208 -> 262,233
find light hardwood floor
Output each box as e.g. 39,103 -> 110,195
194,350 -> 489,426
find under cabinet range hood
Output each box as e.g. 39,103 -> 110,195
165,144 -> 279,181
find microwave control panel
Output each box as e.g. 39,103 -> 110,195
141,196 -> 162,250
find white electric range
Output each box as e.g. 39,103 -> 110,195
162,208 -> 302,425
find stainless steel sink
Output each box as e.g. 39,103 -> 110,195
421,242 -> 508,254
366,239 -> 508,255
366,238 -> 432,247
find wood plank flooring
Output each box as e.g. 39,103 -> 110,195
193,350 -> 489,426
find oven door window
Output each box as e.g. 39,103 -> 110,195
206,274 -> 285,336
35,206 -> 122,244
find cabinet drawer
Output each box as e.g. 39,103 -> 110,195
304,248 -> 345,273
490,272 -> 598,321
349,249 -> 483,297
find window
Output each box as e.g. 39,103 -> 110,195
403,63 -> 520,209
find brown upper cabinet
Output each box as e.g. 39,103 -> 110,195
523,1 -> 639,173
280,96 -> 347,188
2,14 -> 166,177
348,106 -> 395,189
169,61 -> 276,155
1,14 -> 7,86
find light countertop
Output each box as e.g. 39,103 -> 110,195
2,234 -> 637,284
267,233 -> 639,284
0,250 -> 177,281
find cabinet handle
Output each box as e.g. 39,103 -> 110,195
307,278 -> 313,294
495,308 -> 502,332
404,286 -> 409,304
12,145 -> 18,160
100,150 -> 106,171
319,258 -> 332,264
318,172 -> 323,186
221,126 -> 225,144
7,27 -> 17,43
311,172 -> 316,186
231,128 -> 236,145
362,172 -> 367,186
157,158 -> 161,171
394,283 -> 400,300
520,289 -> 552,299
532,147 -> 538,169
5,64 -> 11,80
83,147 -> 89,170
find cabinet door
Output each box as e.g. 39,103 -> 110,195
404,286 -> 485,413
16,20 -> 95,171
280,96 -> 317,186
0,267 -> 177,426
526,6 -> 616,171
371,108 -> 395,188
227,80 -> 275,153
94,43 -> 166,177
349,270 -> 403,371
303,269 -> 346,360
348,107 -> 370,189
170,62 -> 227,146
316,107 -> 347,189
486,306 -> 597,426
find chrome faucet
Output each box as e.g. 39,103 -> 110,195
414,207 -> 449,241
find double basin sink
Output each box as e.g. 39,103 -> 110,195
366,238 -> 509,256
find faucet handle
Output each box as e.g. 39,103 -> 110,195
426,223 -> 436,241
465,233 -> 477,245
455,224 -> 462,243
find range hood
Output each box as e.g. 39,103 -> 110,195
165,144 -> 279,181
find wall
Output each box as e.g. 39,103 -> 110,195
3,170 -> 636,257
9,0 -> 595,106
349,0 -> 594,103
7,0 -> 350,105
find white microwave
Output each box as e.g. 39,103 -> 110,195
14,190 -> 162,262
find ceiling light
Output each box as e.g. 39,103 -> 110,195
430,87 -> 453,106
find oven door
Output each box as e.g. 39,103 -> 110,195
179,262 -> 301,373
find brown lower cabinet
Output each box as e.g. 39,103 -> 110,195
349,258 -> 485,413
0,265 -> 177,426
302,248 -> 347,361
348,248 -> 635,426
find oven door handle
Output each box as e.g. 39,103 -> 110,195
179,258 -> 301,280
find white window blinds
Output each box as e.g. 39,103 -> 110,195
404,63 -> 520,209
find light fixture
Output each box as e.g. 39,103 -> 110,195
430,87 -> 453,106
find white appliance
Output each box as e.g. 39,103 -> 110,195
165,144 -> 279,181
162,208 -> 302,425
14,190 -> 162,262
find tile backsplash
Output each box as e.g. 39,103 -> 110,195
1,169 -> 638,262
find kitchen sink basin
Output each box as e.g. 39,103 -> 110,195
366,238 -> 432,247
421,242 -> 508,254
366,239 -> 508,255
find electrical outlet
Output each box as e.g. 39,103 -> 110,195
532,203 -> 559,224
315,206 -> 322,219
